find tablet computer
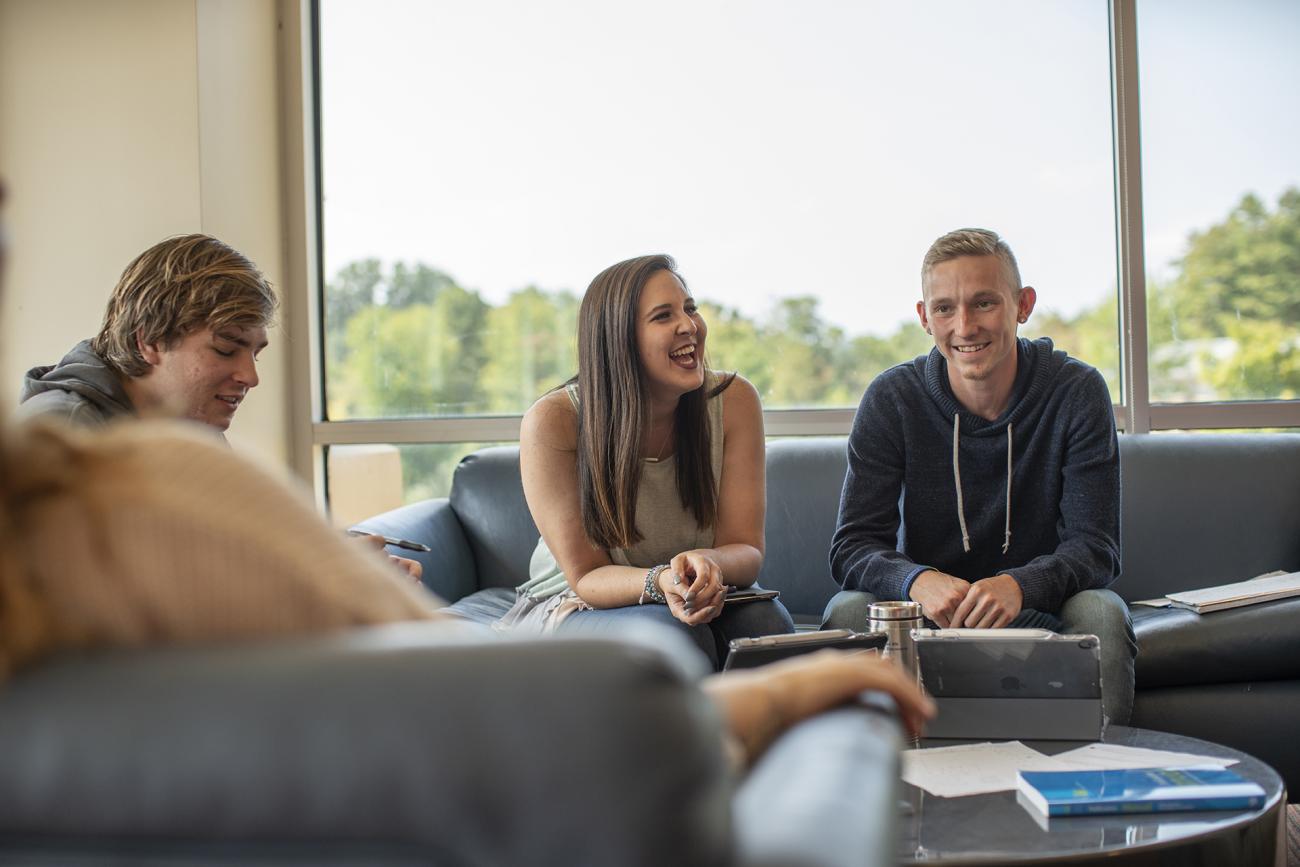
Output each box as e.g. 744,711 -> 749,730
913,629 -> 1103,740
723,629 -> 886,670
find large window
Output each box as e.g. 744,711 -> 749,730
1137,0 -> 1300,405
309,0 -> 1300,513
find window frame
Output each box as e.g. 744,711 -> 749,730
282,0 -> 1300,497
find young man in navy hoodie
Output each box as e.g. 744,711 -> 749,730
827,228 -> 1136,724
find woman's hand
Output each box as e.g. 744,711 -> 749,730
702,649 -> 936,767
661,551 -> 727,625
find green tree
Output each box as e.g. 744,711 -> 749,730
324,258 -> 384,373
387,262 -> 454,308
763,296 -> 847,406
1153,187 -> 1300,400
329,283 -> 489,419
480,286 -> 580,411
699,302 -> 773,397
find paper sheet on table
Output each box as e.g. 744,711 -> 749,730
901,741 -> 1239,798
901,741 -> 1079,797
1051,742 -> 1238,770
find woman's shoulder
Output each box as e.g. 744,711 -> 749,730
714,371 -> 760,411
521,388 -> 578,449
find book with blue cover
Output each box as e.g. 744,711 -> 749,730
1016,766 -> 1266,818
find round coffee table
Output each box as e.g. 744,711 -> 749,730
898,726 -> 1286,865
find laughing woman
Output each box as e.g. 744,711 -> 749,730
501,254 -> 795,669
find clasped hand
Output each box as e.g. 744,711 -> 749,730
660,550 -> 727,625
909,570 -> 1022,628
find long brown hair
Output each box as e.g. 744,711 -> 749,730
574,254 -> 733,550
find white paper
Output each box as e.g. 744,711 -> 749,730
1051,743 -> 1238,770
1166,570 -> 1300,608
901,741 -> 1238,798
901,741 -> 1079,797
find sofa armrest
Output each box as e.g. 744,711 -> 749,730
0,625 -> 732,867
733,702 -> 902,867
353,497 -> 478,603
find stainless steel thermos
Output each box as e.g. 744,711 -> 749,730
868,600 -> 923,686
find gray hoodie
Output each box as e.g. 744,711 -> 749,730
18,339 -> 136,427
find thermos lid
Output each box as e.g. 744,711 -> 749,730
868,600 -> 922,620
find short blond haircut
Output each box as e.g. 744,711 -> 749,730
92,235 -> 277,377
921,228 -> 1023,298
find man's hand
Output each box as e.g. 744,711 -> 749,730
351,533 -> 424,584
950,573 -> 1022,628
908,570 -> 971,628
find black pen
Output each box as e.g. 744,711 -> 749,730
347,529 -> 432,552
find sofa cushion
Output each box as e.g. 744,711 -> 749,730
1132,596 -> 1300,689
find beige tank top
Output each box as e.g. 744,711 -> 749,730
520,373 -> 727,596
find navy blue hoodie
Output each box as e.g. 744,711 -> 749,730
829,337 -> 1120,614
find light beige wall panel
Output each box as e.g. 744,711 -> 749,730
0,0 -> 202,402
195,0 -> 289,466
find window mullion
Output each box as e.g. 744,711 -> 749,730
1110,0 -> 1151,434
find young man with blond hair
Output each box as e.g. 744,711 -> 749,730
827,228 -> 1136,723
18,234 -> 275,433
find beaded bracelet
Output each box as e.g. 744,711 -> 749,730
639,564 -> 669,605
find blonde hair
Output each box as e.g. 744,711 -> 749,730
92,234 -> 277,377
0,423 -> 86,678
921,228 -> 1023,297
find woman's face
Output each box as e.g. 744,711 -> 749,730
635,269 -> 707,402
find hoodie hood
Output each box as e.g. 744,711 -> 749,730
20,340 -> 135,418
921,336 -> 1067,436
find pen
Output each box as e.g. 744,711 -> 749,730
346,529 -> 432,552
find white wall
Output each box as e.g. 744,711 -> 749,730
0,0 -> 292,467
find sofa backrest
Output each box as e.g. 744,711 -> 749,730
448,434 -> 1300,616
1117,433 -> 1300,601
450,446 -> 540,590
755,437 -> 847,620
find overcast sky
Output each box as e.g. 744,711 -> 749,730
320,0 -> 1299,336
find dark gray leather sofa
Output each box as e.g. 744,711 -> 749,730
368,434 -> 1300,801
0,591 -> 901,866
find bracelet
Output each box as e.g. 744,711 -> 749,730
639,564 -> 669,605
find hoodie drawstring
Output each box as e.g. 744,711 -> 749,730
952,414 -> 971,553
951,414 -> 1014,555
1003,423 -> 1013,554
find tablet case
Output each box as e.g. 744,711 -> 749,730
914,629 -> 1103,740
723,629 -> 886,670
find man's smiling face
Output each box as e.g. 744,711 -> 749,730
918,254 -> 1035,389
138,324 -> 268,430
